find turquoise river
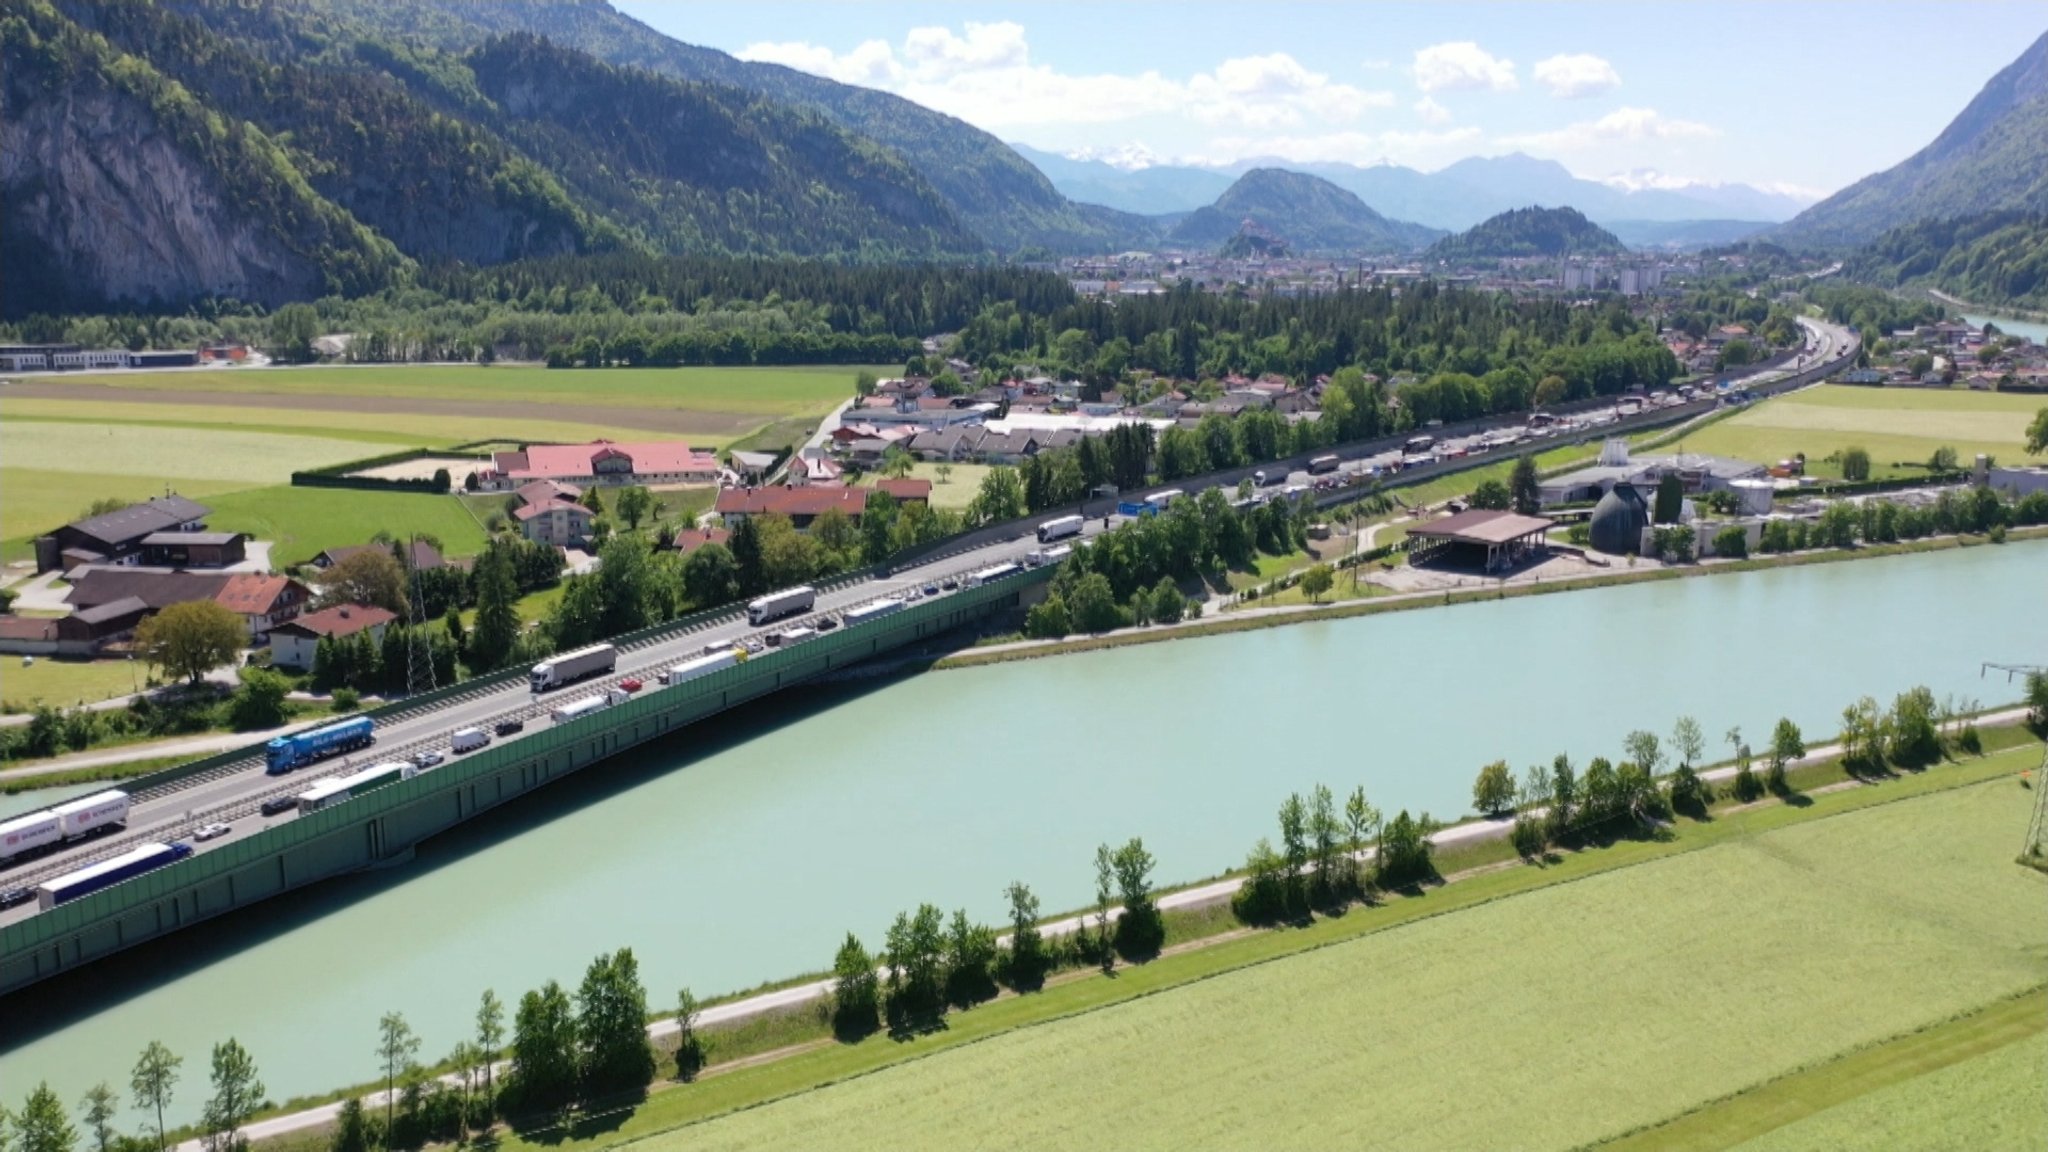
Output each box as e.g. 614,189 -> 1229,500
4,540 -> 2046,1123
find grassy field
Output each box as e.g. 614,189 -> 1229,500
644,777 -> 2045,1152
0,656 -> 148,710
1728,1025 -> 2044,1151
16,363 -> 875,413
1602,990 -> 2046,1151
0,398 -> 663,448
203,486 -> 490,568
1665,384 -> 2042,478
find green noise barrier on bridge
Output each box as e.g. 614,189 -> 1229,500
0,569 -> 1046,990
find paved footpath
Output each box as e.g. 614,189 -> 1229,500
174,708 -> 2031,1151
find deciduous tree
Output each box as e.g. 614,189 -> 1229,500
135,601 -> 245,685
672,988 -> 704,1082
16,1084 -> 74,1152
375,1012 -> 419,1136
1472,760 -> 1516,817
1298,563 -> 1334,603
577,948 -> 655,1096
830,933 -> 880,1040
200,1039 -> 263,1152
1110,838 -> 1162,958
76,1084 -> 116,1152
1509,454 -> 1541,516
509,981 -> 578,1111
1768,717 -> 1805,794
1002,881 -> 1046,991
319,549 -> 409,615
130,1043 -> 181,1152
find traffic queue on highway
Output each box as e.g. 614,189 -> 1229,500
0,560 -> 1047,920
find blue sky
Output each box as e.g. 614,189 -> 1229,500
615,1 -> 2042,199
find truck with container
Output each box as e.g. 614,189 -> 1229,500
1036,515 -> 1084,544
0,792 -> 123,864
295,761 -> 419,815
529,644 -> 618,693
658,649 -> 739,686
550,689 -> 628,725
265,717 -> 375,775
747,586 -> 816,627
1025,544 -> 1073,568
842,597 -> 906,627
964,563 -> 1020,587
1308,454 -> 1341,475
768,627 -> 816,648
36,842 -> 193,911
450,727 -> 490,754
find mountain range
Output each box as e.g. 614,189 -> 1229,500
1009,144 -> 1811,232
1426,207 -> 1626,262
1165,169 -> 1443,254
1774,29 -> 2048,246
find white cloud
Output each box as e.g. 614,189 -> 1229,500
1412,42 -> 1516,93
1499,106 -> 1716,152
1413,96 -> 1452,126
1361,58 -> 1392,71
1532,53 -> 1620,98
741,26 -> 1389,130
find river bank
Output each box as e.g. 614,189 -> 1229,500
183,717 -> 2046,1152
927,526 -> 2048,672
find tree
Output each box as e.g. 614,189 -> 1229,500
1148,577 -> 1185,624
77,1085 -> 116,1152
200,1039 -> 263,1152
1092,844 -> 1116,973
672,988 -> 704,1081
1652,473 -> 1684,525
130,1042 -> 181,1152
580,486 -> 606,517
2027,407 -> 2048,455
680,542 -> 739,609
475,990 -> 505,1111
269,302 -> 319,363
134,601 -> 244,684
16,1085 -> 73,1152
1622,730 -> 1665,777
879,446 -> 915,480
509,981 -> 578,1111
2026,670 -> 2048,731
1671,716 -> 1705,770
376,1013 -> 420,1137
882,904 -> 948,1024
1111,837 -> 1162,958
1887,685 -> 1942,767
1067,573 -> 1121,633
1840,445 -> 1872,482
727,516 -> 765,597
320,550 -> 408,616
935,462 -> 954,486
1376,810 -> 1437,888
968,466 -> 1027,525
468,548 -> 520,674
1298,563 -> 1334,603
1472,760 -> 1516,817
1928,445 -> 1959,472
1343,786 -> 1381,898
614,486 -> 655,531
227,667 -> 290,730
1768,717 -> 1805,794
1508,455 -> 1541,516
944,909 -> 1001,1006
830,933 -> 880,1040
1712,525 -> 1748,558
328,1098 -> 373,1152
1002,882 -> 1046,990
1277,792 -> 1309,913
1469,479 -> 1511,511
1546,755 -> 1577,841
577,948 -> 655,1096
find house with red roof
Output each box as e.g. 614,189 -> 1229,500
484,440 -> 720,490
268,603 -> 398,670
212,573 -> 312,638
713,486 -> 868,530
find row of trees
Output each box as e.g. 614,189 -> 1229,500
1757,484 -> 2048,555
1231,784 -> 1427,923
8,1038 -> 265,1152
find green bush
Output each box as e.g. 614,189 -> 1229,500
332,688 -> 361,712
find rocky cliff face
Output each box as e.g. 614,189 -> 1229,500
0,84 -> 328,314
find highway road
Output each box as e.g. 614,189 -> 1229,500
0,317 -> 1855,917
0,527 -> 1101,918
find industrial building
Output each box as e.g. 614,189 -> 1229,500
1539,440 -> 1765,507
1406,509 -> 1556,571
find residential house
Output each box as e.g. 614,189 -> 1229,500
872,478 -> 932,507
714,486 -> 868,530
788,450 -> 844,486
727,450 -> 779,485
139,532 -> 246,569
908,426 -> 984,461
35,494 -> 211,573
268,604 -> 398,671
669,527 -> 732,556
516,499 -> 594,548
214,573 -> 312,638
975,429 -> 1040,464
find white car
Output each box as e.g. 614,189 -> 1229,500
193,822 -> 232,842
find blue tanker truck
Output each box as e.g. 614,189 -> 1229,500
265,716 -> 376,775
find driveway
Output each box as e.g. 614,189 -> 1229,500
8,569 -> 71,612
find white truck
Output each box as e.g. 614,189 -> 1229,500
659,649 -> 740,686
747,586 -> 816,627
1036,515 -> 1084,543
1025,544 -> 1073,568
768,627 -> 817,648
55,790 -> 132,840
550,689 -> 629,724
964,563 -> 1021,587
450,727 -> 490,754
842,597 -> 906,626
529,644 -> 618,692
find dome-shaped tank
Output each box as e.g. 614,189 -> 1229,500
1589,484 -> 1648,554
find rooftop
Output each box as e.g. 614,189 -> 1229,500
494,440 -> 719,482
273,603 -> 397,639
714,486 -> 869,518
1410,509 -> 1555,546
61,496 -> 210,547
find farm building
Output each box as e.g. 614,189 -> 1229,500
268,604 -> 398,670
714,485 -> 868,530
35,495 -> 211,573
313,540 -> 445,571
139,532 -> 246,569
483,440 -> 721,490
1406,509 -> 1555,572
1539,441 -> 1763,507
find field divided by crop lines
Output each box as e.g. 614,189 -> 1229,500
1669,384 -> 2042,478
657,779 -> 2046,1152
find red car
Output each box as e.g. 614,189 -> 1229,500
618,678 -> 643,693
